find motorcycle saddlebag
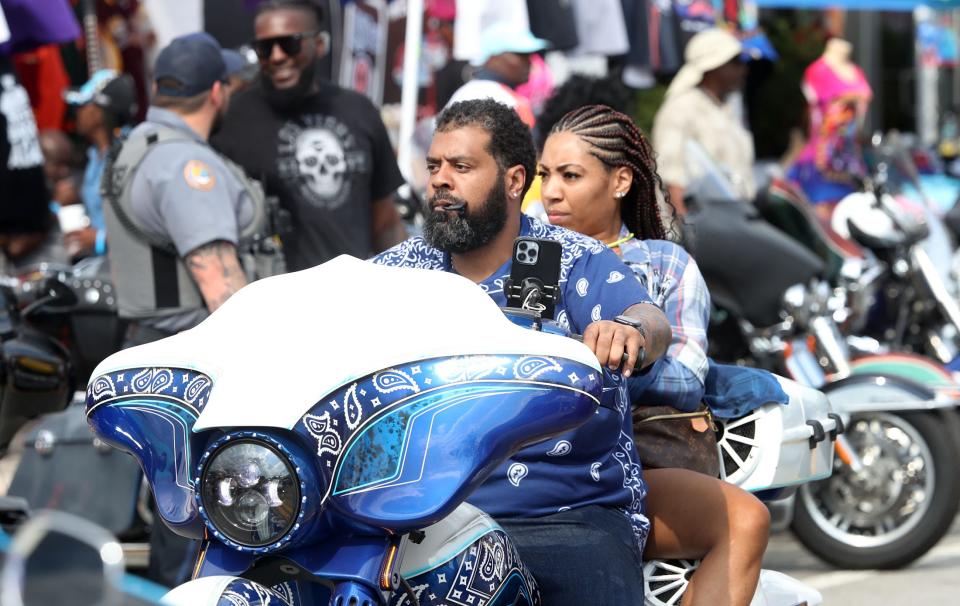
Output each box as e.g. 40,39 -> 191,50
715,376 -> 838,498
5,399 -> 143,537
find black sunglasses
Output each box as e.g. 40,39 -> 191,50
252,31 -> 317,60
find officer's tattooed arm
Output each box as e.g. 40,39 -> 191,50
185,240 -> 248,313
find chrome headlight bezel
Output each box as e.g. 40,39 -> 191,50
195,432 -> 308,553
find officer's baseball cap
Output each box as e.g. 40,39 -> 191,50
154,33 -> 232,97
182,32 -> 251,77
64,69 -> 138,123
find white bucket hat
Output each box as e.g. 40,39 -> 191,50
665,28 -> 743,99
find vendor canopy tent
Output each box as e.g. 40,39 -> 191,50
754,0 -> 960,8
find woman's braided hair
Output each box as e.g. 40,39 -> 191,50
550,104 -> 678,242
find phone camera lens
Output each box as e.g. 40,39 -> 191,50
518,242 -> 528,251
518,253 -> 527,262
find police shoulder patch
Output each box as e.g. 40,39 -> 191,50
183,160 -> 216,191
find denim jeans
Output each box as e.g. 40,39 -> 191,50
497,505 -> 645,605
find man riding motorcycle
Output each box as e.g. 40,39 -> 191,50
373,98 -> 672,605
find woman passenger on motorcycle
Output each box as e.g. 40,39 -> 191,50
538,104 -> 770,606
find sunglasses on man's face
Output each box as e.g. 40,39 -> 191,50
252,31 -> 318,60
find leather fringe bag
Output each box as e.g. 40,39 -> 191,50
632,405 -> 720,477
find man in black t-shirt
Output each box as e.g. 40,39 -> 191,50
213,0 -> 406,271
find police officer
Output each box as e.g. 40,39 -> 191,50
103,33 -> 270,350
101,33 -> 269,587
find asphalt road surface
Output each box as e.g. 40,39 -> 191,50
764,517 -> 960,604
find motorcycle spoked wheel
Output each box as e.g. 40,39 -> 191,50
791,410 -> 960,569
642,559 -> 700,606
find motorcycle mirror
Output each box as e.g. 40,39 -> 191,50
0,510 -> 125,606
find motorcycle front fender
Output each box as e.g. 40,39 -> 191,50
848,352 -> 960,401
822,373 -> 953,414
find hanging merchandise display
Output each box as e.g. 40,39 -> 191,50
917,13 -> 958,68
569,0 -> 630,57
11,44 -> 70,129
452,0 -> 530,63
340,0 -> 388,105
754,0 -> 960,8
0,0 -> 81,55
526,0 -> 579,52
787,39 -> 873,205
142,0 -> 200,48
674,0 -> 718,43
0,4 -> 8,45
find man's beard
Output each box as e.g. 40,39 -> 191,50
261,59 -> 318,112
423,181 -> 508,254
209,104 -> 227,137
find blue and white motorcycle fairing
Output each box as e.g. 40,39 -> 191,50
87,256 -> 605,606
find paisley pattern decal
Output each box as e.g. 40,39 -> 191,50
216,579 -> 299,606
389,529 -> 540,606
374,369 -> 420,394
292,354 -> 600,502
303,411 -> 343,457
85,367 -> 215,527
342,384 -> 364,431
513,356 -> 562,381
87,367 -> 213,416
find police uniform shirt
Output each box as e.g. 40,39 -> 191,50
125,107 -> 255,331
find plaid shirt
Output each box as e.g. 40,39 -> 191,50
620,232 -> 711,411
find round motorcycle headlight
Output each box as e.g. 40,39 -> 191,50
200,440 -> 300,547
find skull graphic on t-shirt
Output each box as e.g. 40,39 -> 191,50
295,128 -> 347,200
277,115 -> 369,210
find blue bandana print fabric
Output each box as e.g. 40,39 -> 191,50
373,215 -> 652,551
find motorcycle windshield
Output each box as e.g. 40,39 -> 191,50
90,256 -> 601,431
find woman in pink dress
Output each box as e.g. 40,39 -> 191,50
788,39 -> 873,208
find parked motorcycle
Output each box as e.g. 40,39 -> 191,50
686,142 -> 960,569
85,256 -> 824,605
12,257 -> 125,386
765,133 -> 960,370
0,273 -> 75,455
0,259 -> 145,564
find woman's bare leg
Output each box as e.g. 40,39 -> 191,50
643,468 -> 770,606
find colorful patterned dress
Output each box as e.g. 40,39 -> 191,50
788,56 -> 873,205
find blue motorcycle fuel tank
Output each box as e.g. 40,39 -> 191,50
86,257 -> 603,604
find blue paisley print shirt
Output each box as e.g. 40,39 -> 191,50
373,215 -> 652,551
